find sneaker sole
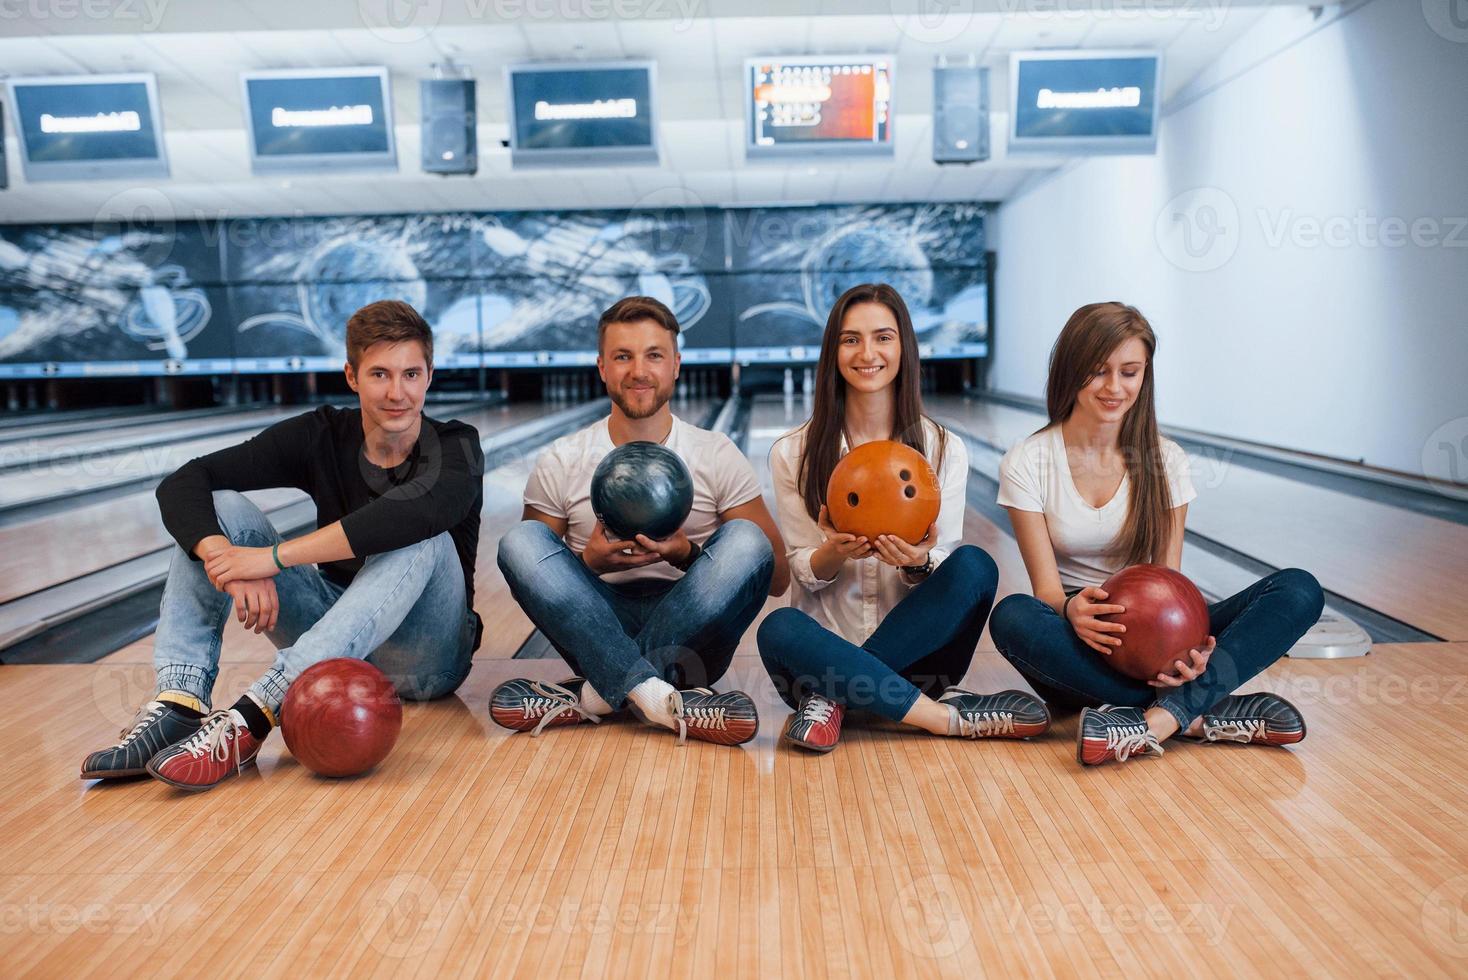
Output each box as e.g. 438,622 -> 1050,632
782,729 -> 837,753
146,755 -> 257,792
80,765 -> 150,780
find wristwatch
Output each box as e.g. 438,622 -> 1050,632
673,539 -> 703,572
900,556 -> 933,577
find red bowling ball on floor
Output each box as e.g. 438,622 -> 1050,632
1095,564 -> 1212,681
281,659 -> 402,778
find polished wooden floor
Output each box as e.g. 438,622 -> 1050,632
4,397 -> 1468,977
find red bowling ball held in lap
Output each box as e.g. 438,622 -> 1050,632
281,659 -> 403,778
1095,564 -> 1212,681
826,440 -> 941,545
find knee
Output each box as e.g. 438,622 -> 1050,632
394,666 -> 467,702
211,490 -> 269,542
714,519 -> 771,562
756,607 -> 809,659
496,520 -> 559,577
941,545 -> 999,593
1271,568 -> 1325,624
989,593 -> 1048,649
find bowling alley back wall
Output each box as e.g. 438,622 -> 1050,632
0,202 -> 990,378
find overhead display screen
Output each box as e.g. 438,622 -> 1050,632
746,56 -> 894,159
1008,51 -> 1161,155
242,68 -> 396,173
507,63 -> 658,167
6,74 -> 169,181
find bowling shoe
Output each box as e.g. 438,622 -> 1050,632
784,693 -> 845,753
146,708 -> 263,791
667,688 -> 759,746
1076,705 -> 1165,765
490,677 -> 603,736
1184,693 -> 1306,747
80,699 -> 203,780
938,687 -> 1052,739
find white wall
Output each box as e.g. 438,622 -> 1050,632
989,0 -> 1468,479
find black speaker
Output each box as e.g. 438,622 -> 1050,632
0,102 -> 8,190
933,66 -> 989,165
421,78 -> 477,176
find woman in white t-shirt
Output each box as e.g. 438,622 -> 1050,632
757,283 -> 1052,753
990,301 -> 1325,766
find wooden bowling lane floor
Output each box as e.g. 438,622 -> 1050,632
4,645 -> 1467,978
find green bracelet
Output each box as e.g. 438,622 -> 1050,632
272,543 -> 287,571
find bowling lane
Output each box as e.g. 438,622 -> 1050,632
0,400 -> 545,608
0,405 -> 302,470
928,395 -> 1468,640
0,397 -> 504,515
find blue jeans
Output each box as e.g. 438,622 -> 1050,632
989,568 -> 1325,730
154,491 -> 477,714
756,545 -> 1000,722
496,519 -> 774,707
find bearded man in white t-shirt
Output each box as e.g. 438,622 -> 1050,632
493,296 -> 790,746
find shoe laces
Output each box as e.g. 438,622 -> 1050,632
800,696 -> 837,726
1203,718 -> 1267,743
1104,720 -> 1163,762
117,700 -> 166,745
523,680 -> 601,738
958,711 -> 1015,739
179,709 -> 247,769
667,691 -> 728,746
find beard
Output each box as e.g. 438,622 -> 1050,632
608,380 -> 671,420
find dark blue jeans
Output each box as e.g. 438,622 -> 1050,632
756,546 -> 1000,722
989,568 -> 1325,730
496,519 -> 774,707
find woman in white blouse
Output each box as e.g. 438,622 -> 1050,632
990,301 -> 1324,766
757,283 -> 1052,753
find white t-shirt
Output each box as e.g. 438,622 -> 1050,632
771,419 -> 968,645
523,413 -> 762,585
997,423 -> 1196,592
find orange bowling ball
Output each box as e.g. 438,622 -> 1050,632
826,440 -> 940,545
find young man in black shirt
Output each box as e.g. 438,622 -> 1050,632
80,300 -> 484,791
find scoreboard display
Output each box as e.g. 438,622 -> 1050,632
746,56 -> 894,159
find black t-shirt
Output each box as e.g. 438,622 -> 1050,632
155,405 -> 484,646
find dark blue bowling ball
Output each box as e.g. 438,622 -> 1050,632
590,442 -> 694,541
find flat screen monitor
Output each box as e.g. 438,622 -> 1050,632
1008,50 -> 1161,155
241,67 -> 397,174
745,55 -> 895,159
5,73 -> 169,181
506,62 -> 658,168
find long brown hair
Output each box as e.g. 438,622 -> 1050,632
795,283 -> 947,521
1045,302 -> 1171,566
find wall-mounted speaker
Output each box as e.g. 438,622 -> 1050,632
933,66 -> 989,165
421,78 -> 477,176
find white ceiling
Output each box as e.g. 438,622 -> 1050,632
0,2 -> 1305,223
